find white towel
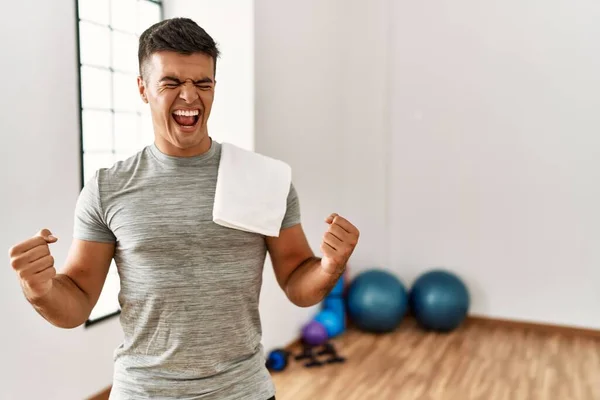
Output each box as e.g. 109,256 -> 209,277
213,142 -> 292,237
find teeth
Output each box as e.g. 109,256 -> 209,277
173,109 -> 199,117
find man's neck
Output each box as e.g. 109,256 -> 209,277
154,135 -> 212,158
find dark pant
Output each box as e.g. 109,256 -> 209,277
267,397 -> 275,400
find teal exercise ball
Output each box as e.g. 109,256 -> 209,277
409,269 -> 470,332
347,269 -> 408,333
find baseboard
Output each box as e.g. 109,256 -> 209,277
284,314 -> 600,346
87,386 -> 111,400
466,314 -> 600,339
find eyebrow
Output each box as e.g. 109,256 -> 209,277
159,76 -> 214,85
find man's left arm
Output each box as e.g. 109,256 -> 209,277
265,213 -> 359,307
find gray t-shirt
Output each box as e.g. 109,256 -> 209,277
73,139 -> 300,399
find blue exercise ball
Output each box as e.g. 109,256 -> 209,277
409,269 -> 470,332
347,269 -> 408,333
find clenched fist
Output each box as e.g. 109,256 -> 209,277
320,213 -> 359,274
9,229 -> 58,300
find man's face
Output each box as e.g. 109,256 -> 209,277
138,51 -> 216,156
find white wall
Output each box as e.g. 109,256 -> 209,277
255,0 -> 600,333
389,1 -> 600,329
0,1 -> 123,399
163,0 -> 255,151
254,0 -> 392,349
337,0 -> 390,271
254,0 -> 345,350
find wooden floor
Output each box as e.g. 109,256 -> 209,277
270,318 -> 600,400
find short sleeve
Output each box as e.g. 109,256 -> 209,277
73,171 -> 116,243
280,182 -> 301,229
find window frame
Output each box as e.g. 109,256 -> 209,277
74,0 -> 164,328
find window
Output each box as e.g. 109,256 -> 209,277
76,0 -> 163,326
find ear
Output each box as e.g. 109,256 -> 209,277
137,76 -> 148,103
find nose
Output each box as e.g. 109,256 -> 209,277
178,81 -> 199,103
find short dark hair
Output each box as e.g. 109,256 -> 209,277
138,17 -> 220,79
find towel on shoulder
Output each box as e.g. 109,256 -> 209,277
213,142 -> 292,237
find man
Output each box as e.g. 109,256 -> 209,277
8,18 -> 359,400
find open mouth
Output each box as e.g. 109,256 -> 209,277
172,109 -> 201,129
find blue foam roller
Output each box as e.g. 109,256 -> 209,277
314,309 -> 345,338
330,276 -> 345,297
323,297 -> 346,331
323,297 -> 345,320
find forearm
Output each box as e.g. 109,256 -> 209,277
285,257 -> 346,307
25,274 -> 92,329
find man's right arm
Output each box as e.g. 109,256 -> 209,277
9,229 -> 115,329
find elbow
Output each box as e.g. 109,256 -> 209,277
285,286 -> 324,308
291,298 -> 321,308
44,317 -> 85,330
58,322 -> 84,329
49,315 -> 88,329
